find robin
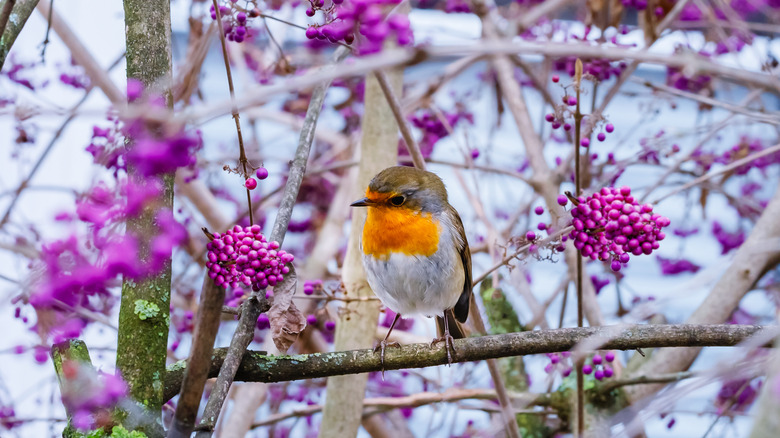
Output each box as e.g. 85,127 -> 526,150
350,166 -> 471,365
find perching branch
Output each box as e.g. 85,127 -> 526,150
165,324 -> 765,402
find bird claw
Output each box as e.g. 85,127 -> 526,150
431,333 -> 456,366
374,339 -> 401,378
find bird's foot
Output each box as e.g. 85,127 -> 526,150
431,333 -> 456,365
373,339 -> 401,377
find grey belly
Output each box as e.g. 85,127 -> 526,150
362,248 -> 463,317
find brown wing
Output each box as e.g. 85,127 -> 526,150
449,205 -> 471,324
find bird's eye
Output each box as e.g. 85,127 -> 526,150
390,196 -> 405,206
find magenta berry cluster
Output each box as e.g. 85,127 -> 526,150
303,279 -> 323,295
304,0 -> 413,54
546,351 -> 616,381
407,108 -> 473,158
583,352 -> 615,380
210,1 -> 257,43
567,186 -> 670,271
206,225 -> 295,291
553,57 -> 628,82
445,0 -> 471,13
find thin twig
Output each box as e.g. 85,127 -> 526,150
212,0 -> 254,225
651,142 -> 780,204
250,389 -> 551,428
35,1 -> 124,104
633,77 -> 780,124
598,371 -> 696,393
375,70 -> 426,170
40,0 -> 52,59
573,58 -> 585,438
0,51 -> 125,229
472,226 -> 573,287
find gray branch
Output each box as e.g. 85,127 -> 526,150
166,324 -> 765,403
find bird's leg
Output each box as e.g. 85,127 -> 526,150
431,310 -> 456,365
374,312 -> 402,375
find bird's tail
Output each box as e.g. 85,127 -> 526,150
436,308 -> 467,339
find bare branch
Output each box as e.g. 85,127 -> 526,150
165,324 -> 765,402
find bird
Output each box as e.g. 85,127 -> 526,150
350,166 -> 471,366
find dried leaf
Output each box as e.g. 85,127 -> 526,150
267,265 -> 306,353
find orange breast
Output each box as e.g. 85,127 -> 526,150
362,206 -> 440,259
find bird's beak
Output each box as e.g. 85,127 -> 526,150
350,197 -> 372,207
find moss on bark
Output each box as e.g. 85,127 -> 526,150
115,1 -> 173,436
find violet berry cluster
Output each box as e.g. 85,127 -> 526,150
545,351 -> 616,381
245,166 -> 269,190
206,225 -> 295,291
303,279 -> 323,295
564,186 -> 671,271
408,108 -> 473,158
304,0 -> 413,54
553,57 -> 628,83
210,1 -> 258,43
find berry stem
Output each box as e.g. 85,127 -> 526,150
212,0 -> 254,226
573,58 -> 585,438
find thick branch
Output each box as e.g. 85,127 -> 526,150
0,0 -> 37,71
116,1 -> 173,437
164,324 -> 763,402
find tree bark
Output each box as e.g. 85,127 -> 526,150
164,324 -> 765,402
318,68 -> 403,438
0,0 -> 38,71
116,1 -> 173,436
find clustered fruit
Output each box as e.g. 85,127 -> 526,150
546,351 -> 616,381
304,0 -> 412,53
206,225 -> 295,290
563,186 -> 671,271
210,1 -> 259,43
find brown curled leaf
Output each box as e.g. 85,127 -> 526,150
267,264 -> 306,353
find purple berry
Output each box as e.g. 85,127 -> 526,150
526,231 -> 536,241
605,123 -> 614,133
256,167 -> 269,180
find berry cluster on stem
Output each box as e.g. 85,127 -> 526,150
564,186 -> 671,271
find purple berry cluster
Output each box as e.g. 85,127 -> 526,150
554,57 -> 628,83
303,279 -> 323,295
244,166 -> 269,191
565,186 -> 671,271
206,225 -> 295,291
544,75 -> 615,147
304,0 -> 413,54
210,1 -> 258,43
445,0 -> 471,13
407,108 -> 473,158
545,351 -> 616,381
621,0 -> 648,10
